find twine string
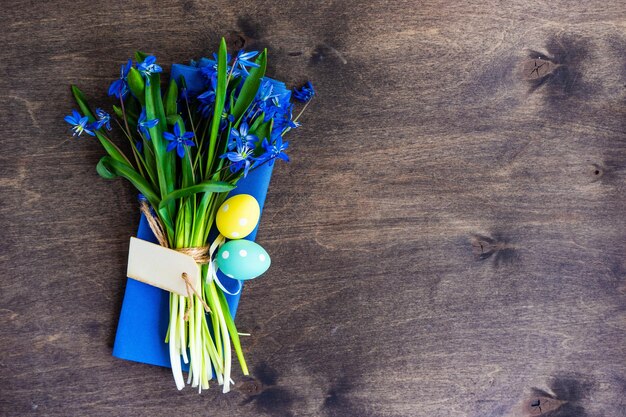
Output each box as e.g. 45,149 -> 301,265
181,272 -> 211,319
140,201 -> 169,248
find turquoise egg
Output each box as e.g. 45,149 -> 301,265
216,240 -> 271,280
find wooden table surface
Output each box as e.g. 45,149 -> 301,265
1,1 -> 625,416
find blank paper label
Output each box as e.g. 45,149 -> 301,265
126,237 -> 200,297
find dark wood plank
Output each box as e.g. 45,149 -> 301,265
1,1 -> 625,416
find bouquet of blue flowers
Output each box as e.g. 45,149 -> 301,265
65,38 -> 313,392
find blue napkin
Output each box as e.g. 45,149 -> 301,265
112,62 -> 274,368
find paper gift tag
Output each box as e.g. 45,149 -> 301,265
127,237 -> 200,297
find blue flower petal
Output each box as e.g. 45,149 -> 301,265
166,141 -> 177,153
176,143 -> 185,158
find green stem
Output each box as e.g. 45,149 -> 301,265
292,98 -> 312,124
207,279 -> 232,392
113,118 -> 149,181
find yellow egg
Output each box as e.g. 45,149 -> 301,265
216,194 -> 260,239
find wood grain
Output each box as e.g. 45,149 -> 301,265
1,1 -> 625,416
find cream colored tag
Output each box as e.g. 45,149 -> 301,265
127,237 -> 200,297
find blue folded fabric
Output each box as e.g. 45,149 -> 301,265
112,62 -> 274,368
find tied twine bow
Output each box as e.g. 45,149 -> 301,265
139,201 -> 215,321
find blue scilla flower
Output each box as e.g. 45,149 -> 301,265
272,104 -> 300,134
256,78 -> 290,109
200,52 -> 241,81
108,59 -> 132,99
217,112 -> 235,134
256,79 -> 279,103
258,133 -> 289,166
164,123 -> 195,158
235,50 -> 260,74
220,136 -> 255,177
228,122 -> 257,151
197,75 -> 217,118
64,110 -> 95,137
286,105 -> 301,129
137,55 -> 163,79
93,108 -> 112,131
254,78 -> 291,118
199,63 -> 217,81
265,78 -> 291,98
137,108 -> 159,140
262,92 -> 292,123
293,81 -> 315,103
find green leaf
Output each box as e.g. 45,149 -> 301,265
251,119 -> 272,152
96,157 -> 117,179
150,72 -> 175,192
158,180 -> 235,210
145,74 -> 177,224
206,38 -> 229,178
145,76 -> 166,192
112,104 -> 123,120
249,112 -> 265,131
70,85 -> 95,122
164,79 -> 179,117
166,114 -> 182,125
96,131 -> 132,165
99,155 -> 172,238
127,68 -> 145,105
98,156 -> 160,207
231,49 -> 267,121
134,51 -> 150,63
